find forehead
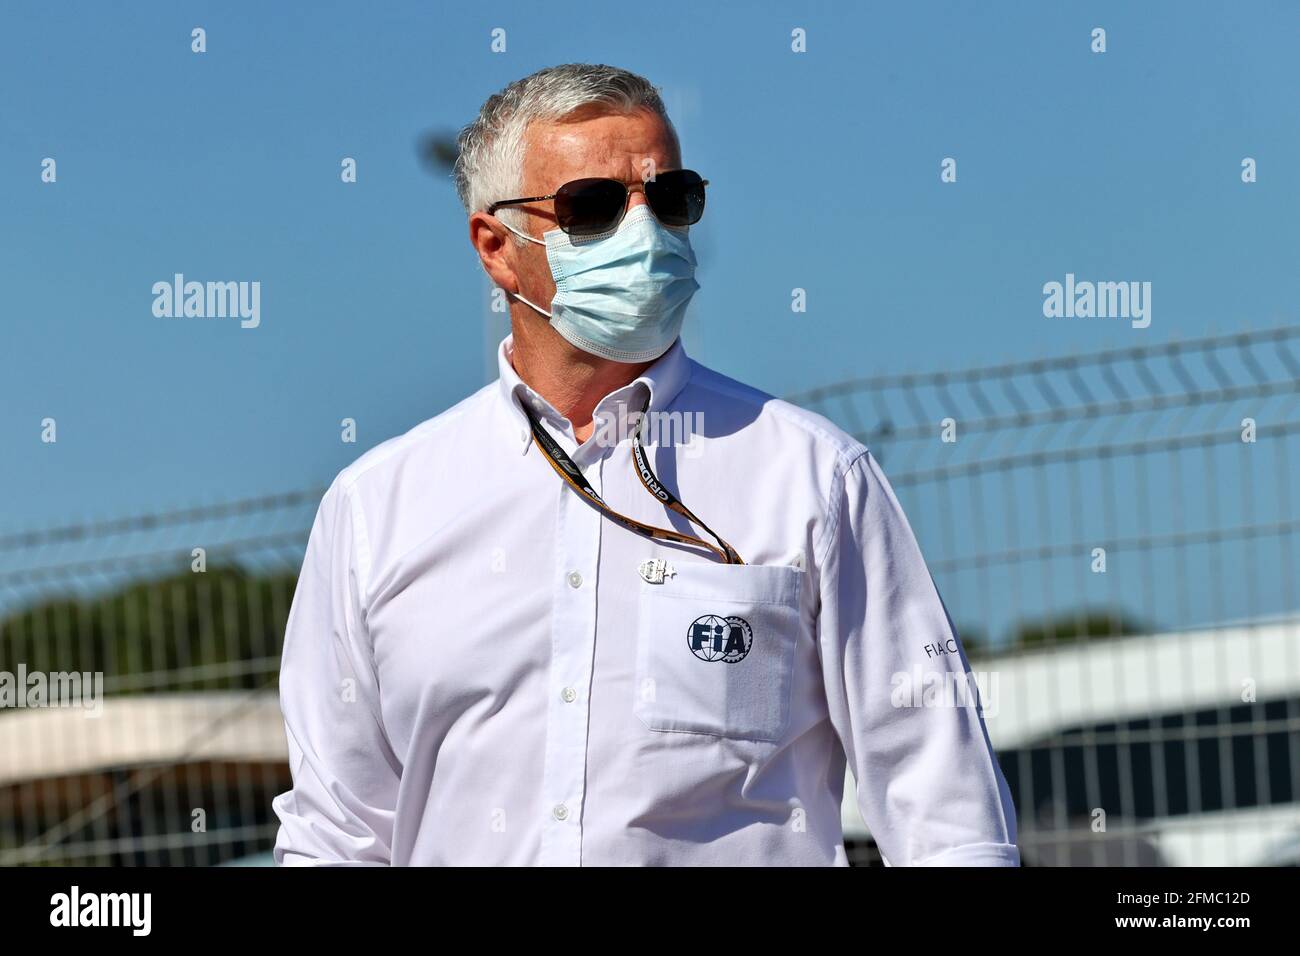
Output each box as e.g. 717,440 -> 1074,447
520,108 -> 681,191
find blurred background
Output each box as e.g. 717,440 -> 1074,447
1,0 -> 1298,865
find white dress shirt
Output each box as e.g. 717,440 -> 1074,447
272,336 -> 1019,866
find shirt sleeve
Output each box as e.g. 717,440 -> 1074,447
816,450 -> 1019,866
272,479 -> 401,865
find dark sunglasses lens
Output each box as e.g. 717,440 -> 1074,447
555,178 -> 628,236
645,169 -> 706,227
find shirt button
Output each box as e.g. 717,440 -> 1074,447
567,570 -> 583,589
552,804 -> 569,821
561,687 -> 577,703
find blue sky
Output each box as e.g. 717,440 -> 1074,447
2,1 -> 1298,636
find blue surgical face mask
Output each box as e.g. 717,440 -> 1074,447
502,204 -> 700,364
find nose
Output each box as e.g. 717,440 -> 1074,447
626,186 -> 650,212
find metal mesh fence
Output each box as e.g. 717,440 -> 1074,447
3,326 -> 1298,866
796,326 -> 1300,866
0,493 -> 319,865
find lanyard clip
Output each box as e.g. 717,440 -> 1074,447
638,558 -> 676,584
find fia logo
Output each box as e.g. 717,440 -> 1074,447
688,615 -> 753,663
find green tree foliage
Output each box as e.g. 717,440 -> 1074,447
1011,609 -> 1148,650
0,566 -> 298,693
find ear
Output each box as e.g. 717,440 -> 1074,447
469,212 -> 520,292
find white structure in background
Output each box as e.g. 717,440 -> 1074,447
5,623 -> 1297,866
842,618 -> 1300,865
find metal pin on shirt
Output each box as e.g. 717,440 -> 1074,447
638,558 -> 675,584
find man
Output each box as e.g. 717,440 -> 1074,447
272,63 -> 1018,866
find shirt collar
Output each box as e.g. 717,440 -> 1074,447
496,335 -> 691,455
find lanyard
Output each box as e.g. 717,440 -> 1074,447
521,397 -> 744,565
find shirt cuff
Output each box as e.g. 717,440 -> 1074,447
913,842 -> 1021,867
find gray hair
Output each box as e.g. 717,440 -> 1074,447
454,63 -> 676,233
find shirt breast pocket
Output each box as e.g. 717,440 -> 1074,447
634,561 -> 803,742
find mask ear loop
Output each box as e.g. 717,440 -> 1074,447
499,218 -> 545,246
495,218 -> 553,318
511,291 -> 552,319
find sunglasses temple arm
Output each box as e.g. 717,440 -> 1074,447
487,194 -> 557,214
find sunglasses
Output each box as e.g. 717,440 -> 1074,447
487,168 -> 708,238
